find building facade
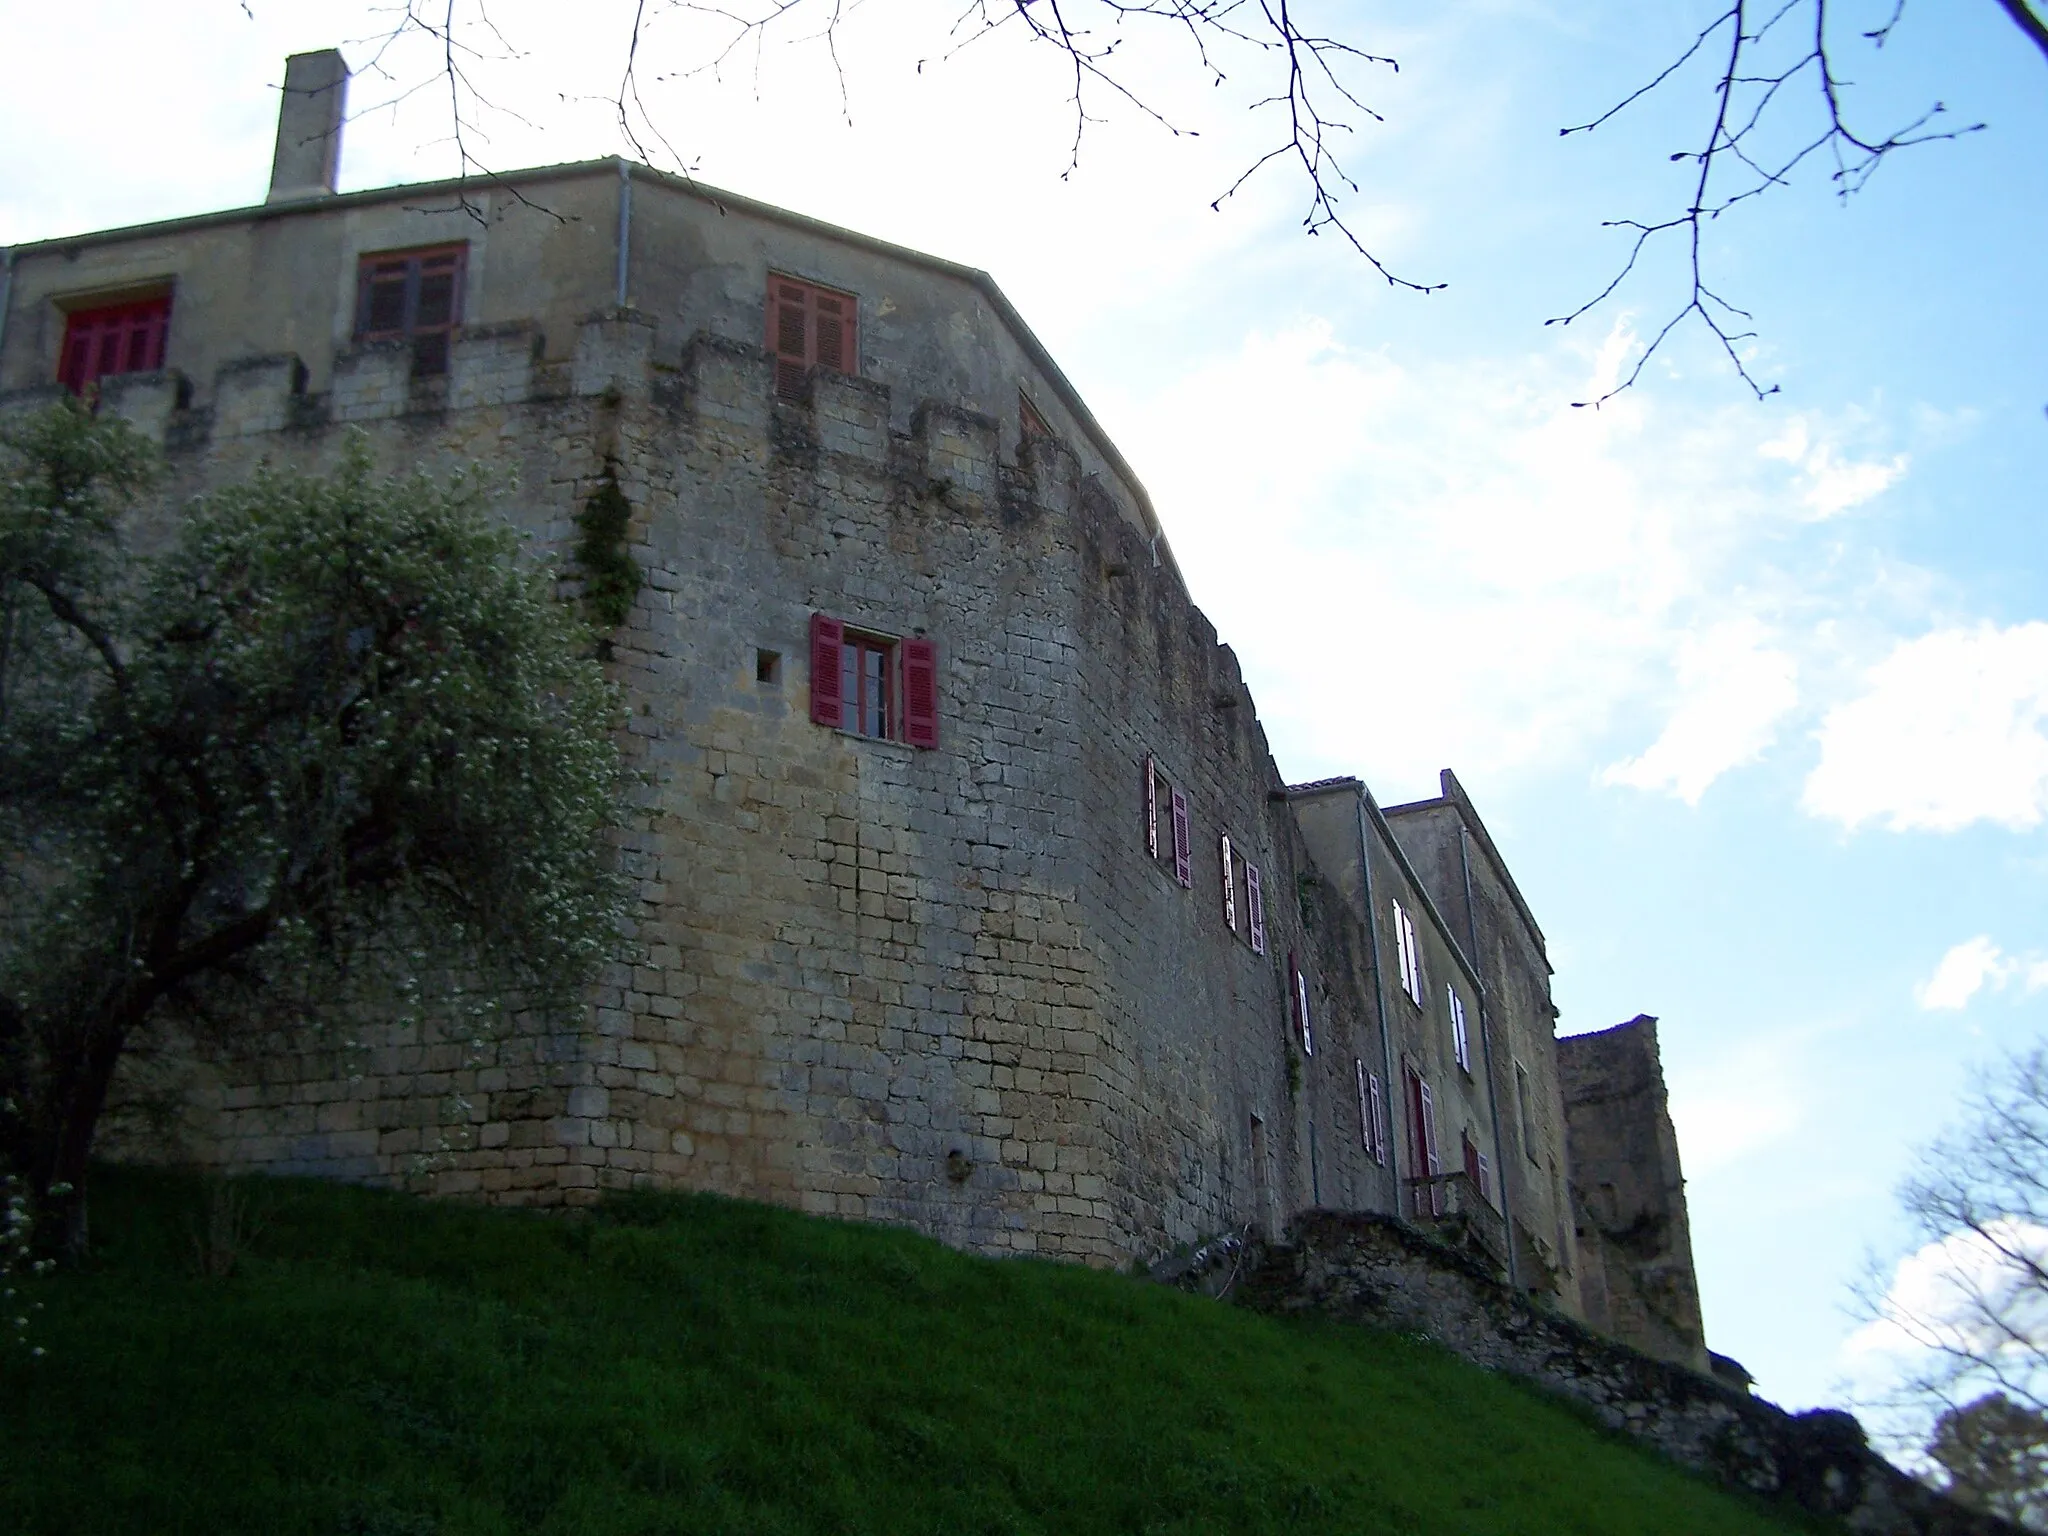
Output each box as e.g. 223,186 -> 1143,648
2,51 -> 1707,1360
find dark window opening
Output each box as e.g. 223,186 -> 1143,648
59,295 -> 172,396
756,648 -> 782,685
354,245 -> 466,377
767,275 -> 857,401
841,632 -> 892,739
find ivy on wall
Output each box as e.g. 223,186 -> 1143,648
575,460 -> 641,632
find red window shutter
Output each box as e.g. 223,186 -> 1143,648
902,637 -> 939,748
1171,789 -> 1192,888
809,613 -> 845,727
814,292 -> 848,373
1246,863 -> 1265,955
59,297 -> 172,396
1143,756 -> 1158,859
770,281 -> 809,399
1477,1151 -> 1492,1205
1219,835 -> 1236,930
1296,967 -> 1315,1057
1355,1060 -> 1370,1151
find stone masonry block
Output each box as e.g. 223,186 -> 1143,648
97,370 -> 186,441
331,341 -> 412,422
811,369 -> 891,465
450,321 -> 543,410
572,307 -> 656,400
212,354 -> 304,437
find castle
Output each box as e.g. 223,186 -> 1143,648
0,52 -> 1715,1374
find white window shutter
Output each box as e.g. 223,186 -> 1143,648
1219,834 -> 1236,930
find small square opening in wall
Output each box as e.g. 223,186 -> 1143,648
755,648 -> 782,685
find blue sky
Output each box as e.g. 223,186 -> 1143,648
5,0 -> 2045,1431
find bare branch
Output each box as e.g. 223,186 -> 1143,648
1551,0 -> 1984,406
1993,0 -> 2048,66
341,0 -> 1434,290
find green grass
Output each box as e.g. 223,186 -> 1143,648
0,1169 -> 1813,1536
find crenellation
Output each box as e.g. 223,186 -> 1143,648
331,339 -> 414,422
97,369 -> 186,440
450,320 -> 544,409
212,353 -> 305,437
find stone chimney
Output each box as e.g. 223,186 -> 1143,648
266,50 -> 349,203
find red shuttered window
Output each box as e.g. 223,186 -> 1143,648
59,295 -> 172,395
354,244 -> 466,376
1170,789 -> 1192,888
767,275 -> 857,400
1449,985 -> 1471,1074
901,638 -> 939,748
1219,834 -> 1237,930
807,612 -> 937,748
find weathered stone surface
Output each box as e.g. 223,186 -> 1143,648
1561,1015 -> 1710,1369
1240,1212 -> 2010,1535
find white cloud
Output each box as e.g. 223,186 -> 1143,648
1919,937 -> 2009,1011
1107,318 -> 1913,798
1917,937 -> 2048,1010
1759,418 -> 1909,518
1601,618 -> 1799,804
1666,1031 -> 1805,1175
1804,623 -> 2048,833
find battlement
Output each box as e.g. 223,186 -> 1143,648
10,309 -> 1063,523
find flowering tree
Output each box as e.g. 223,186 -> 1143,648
0,403 -> 626,1258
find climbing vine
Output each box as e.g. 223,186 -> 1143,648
574,460 -> 641,632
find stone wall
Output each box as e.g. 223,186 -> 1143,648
1239,1212 -> 2013,1536
1559,1015 -> 1709,1370
52,280 -> 1393,1267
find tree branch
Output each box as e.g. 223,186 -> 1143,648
1993,0 -> 2048,65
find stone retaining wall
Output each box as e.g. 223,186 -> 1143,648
1236,1211 -> 2010,1535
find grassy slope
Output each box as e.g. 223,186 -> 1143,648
0,1170 -> 1811,1536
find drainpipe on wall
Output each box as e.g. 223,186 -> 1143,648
614,158 -> 633,309
0,247 -> 15,379
1354,794 -> 1405,1204
1459,824 -> 1520,1291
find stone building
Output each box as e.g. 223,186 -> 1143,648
1,49 -> 1704,1358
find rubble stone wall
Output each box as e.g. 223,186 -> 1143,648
1242,1212 -> 2010,1536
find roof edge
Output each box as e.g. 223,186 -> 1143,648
1381,768 -> 1549,962
3,156 -> 1184,589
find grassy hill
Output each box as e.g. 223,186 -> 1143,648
0,1169 -> 1815,1535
